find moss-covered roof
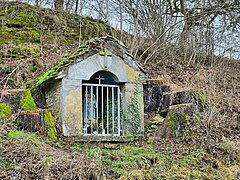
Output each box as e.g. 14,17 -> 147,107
36,36 -> 144,87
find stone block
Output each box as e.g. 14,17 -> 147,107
161,90 -> 192,112
144,85 -> 163,112
0,89 -> 37,113
0,89 -> 25,113
18,110 -> 44,133
160,103 -> 195,139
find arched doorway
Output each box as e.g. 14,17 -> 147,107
82,71 -> 121,136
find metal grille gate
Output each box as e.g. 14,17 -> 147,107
82,83 -> 121,136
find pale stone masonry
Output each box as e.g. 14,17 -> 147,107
37,36 -> 145,141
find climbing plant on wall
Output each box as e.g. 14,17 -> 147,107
127,83 -> 142,135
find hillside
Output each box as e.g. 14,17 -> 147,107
0,1 -> 239,179
0,1 -> 114,90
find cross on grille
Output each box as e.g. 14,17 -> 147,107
96,75 -> 105,84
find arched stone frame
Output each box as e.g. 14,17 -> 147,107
67,54 -> 137,83
82,70 -> 122,136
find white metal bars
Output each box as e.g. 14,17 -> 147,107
82,83 -> 121,136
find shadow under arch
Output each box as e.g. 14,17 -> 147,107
84,70 -> 120,85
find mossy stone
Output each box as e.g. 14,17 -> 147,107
43,110 -> 58,141
167,112 -> 188,137
36,45 -> 88,86
19,89 -> 37,110
0,103 -> 11,118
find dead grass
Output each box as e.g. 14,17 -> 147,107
143,46 -> 240,164
0,135 -> 109,179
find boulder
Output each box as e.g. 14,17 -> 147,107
160,90 -> 192,114
160,103 -> 195,139
0,89 -> 37,113
18,110 -> 44,133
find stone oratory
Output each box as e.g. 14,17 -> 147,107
36,36 -> 145,141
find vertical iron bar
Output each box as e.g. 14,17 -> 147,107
117,86 -> 120,135
102,86 -> 104,134
112,87 -> 114,134
91,85 -> 93,134
85,86 -> 88,135
96,86 -> 99,134
107,86 -> 109,134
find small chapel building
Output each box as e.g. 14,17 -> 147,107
37,36 -> 145,141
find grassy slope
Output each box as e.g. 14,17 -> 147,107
0,122 -> 238,179
0,1 -> 239,179
0,1 -> 113,89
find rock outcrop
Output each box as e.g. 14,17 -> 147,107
145,78 -> 195,139
0,89 -> 57,140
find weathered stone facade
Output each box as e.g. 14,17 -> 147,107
37,36 -> 145,141
45,81 -> 62,133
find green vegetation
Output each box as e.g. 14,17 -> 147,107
168,112 -> 188,131
70,145 -> 82,150
68,45 -> 88,59
0,2 -> 238,179
6,12 -> 39,28
7,131 -> 28,139
36,45 -> 88,86
0,45 -> 40,60
127,83 -> 142,135
0,157 -> 16,171
0,4 -> 110,46
36,58 -> 73,86
81,144 -> 235,179
196,92 -> 210,111
19,89 -> 37,110
7,131 -> 41,144
43,110 -> 57,141
0,103 -> 11,118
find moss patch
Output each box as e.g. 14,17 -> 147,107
167,112 -> 188,138
7,131 -> 28,139
19,89 -> 37,110
81,144 -> 234,179
36,45 -> 88,86
36,59 -> 73,86
43,110 -> 57,141
0,45 -> 40,60
0,103 -> 11,118
6,12 -> 39,28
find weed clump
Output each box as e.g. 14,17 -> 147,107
19,89 -> 37,110
43,110 -> 58,141
0,103 -> 11,118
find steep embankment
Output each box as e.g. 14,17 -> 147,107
145,45 -> 240,166
0,1 -> 113,89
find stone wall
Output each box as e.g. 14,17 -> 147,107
61,79 -> 82,136
124,83 -> 144,136
45,81 -> 62,133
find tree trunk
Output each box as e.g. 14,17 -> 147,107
75,0 -> 79,14
65,0 -> 70,12
54,0 -> 64,11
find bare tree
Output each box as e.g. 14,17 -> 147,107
54,0 -> 64,11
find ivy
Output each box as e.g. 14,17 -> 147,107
127,83 -> 142,135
